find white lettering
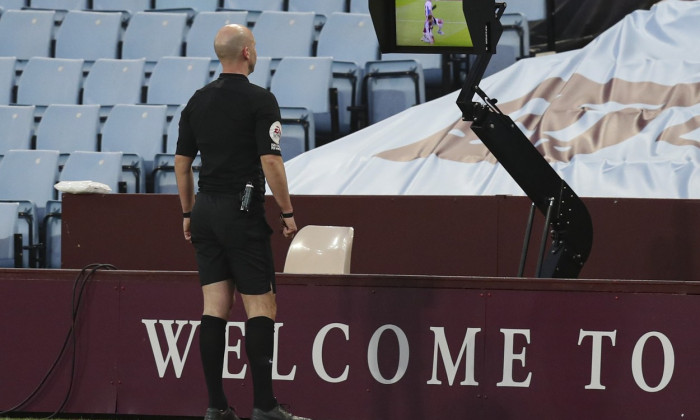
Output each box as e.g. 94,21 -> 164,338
272,323 -> 297,380
367,325 -> 409,385
631,332 -> 675,392
578,330 -> 617,390
142,319 -> 200,378
497,328 -> 532,388
222,322 -> 246,379
312,323 -> 350,383
427,327 -> 480,386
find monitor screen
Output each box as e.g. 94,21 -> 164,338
369,0 -> 499,55
395,0 -> 473,49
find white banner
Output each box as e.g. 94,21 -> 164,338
284,0 -> 700,198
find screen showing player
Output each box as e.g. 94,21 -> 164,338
395,0 -> 473,48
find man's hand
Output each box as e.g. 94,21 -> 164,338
183,217 -> 192,242
280,214 -> 298,239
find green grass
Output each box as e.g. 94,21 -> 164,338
395,0 -> 473,48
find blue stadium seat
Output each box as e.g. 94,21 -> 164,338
271,57 -> 334,151
0,10 -> 55,68
222,0 -> 283,11
287,0 -> 347,17
252,11 -> 316,67
91,0 -> 150,14
364,59 -> 425,125
59,151 -> 123,196
279,107 -> 314,161
34,104 -> 100,157
0,0 -> 26,12
0,149 -> 60,266
381,52 -> 443,88
54,10 -> 122,67
43,199 -> 61,268
29,0 -> 88,10
146,56 -> 210,110
152,153 -> 201,194
154,0 -> 218,12
121,11 -> 188,72
316,12 -> 379,134
0,202 -> 19,268
0,56 -> 16,105
16,57 -> 84,110
82,58 -> 146,115
165,103 -> 185,154
247,56 -> 272,89
0,105 -> 35,154
186,10 -> 248,70
502,0 -> 546,21
349,0 -> 369,14
101,104 -> 167,192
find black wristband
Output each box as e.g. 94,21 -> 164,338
183,212 -> 191,218
281,212 -> 294,219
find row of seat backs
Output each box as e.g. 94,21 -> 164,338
0,8 -> 373,65
0,0 -> 370,15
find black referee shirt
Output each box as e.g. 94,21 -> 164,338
177,73 -> 282,201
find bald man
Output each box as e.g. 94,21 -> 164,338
175,25 -> 309,420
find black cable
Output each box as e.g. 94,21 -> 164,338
0,263 -> 117,418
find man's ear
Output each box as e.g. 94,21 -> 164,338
242,46 -> 250,60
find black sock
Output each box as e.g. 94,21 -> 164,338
200,315 -> 228,410
245,316 -> 277,411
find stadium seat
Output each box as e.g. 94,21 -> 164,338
82,58 -> 146,114
43,199 -> 61,268
287,0 -> 347,17
502,0 -> 546,21
146,56 -> 211,110
316,12 -> 380,134
349,0 -> 369,14
223,0 -> 283,11
34,104 -> 101,157
0,0 -> 26,12
363,59 -> 425,125
54,10 -> 122,67
210,57 -> 272,88
91,0 -> 150,14
0,105 -> 35,154
153,0 -> 218,12
0,10 -> 55,68
101,104 -> 167,192
29,0 -> 88,10
58,151 -> 123,197
0,56 -> 16,105
271,56 -> 335,149
16,57 -> 84,109
283,225 -> 354,274
279,107 -> 314,161
0,202 -> 19,268
164,103 -> 186,154
152,153 -> 201,194
252,11 -> 316,67
121,11 -> 188,72
0,149 -> 60,267
382,52 -> 442,89
186,11 -> 248,69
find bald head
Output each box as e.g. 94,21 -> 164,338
214,24 -> 257,74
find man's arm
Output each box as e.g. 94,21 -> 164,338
260,154 -> 297,238
175,154 -> 195,242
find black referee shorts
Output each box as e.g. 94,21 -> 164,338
190,192 -> 275,294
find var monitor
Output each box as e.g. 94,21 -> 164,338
369,0 -> 498,54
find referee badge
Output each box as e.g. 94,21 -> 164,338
269,121 -> 282,144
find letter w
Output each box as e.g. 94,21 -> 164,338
427,327 -> 480,386
142,319 -> 201,378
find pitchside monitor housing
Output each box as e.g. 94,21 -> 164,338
369,0 -> 498,54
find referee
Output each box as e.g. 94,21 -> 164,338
175,24 -> 309,420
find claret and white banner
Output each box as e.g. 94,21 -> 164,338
3,272 -> 700,419
284,0 -> 700,198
